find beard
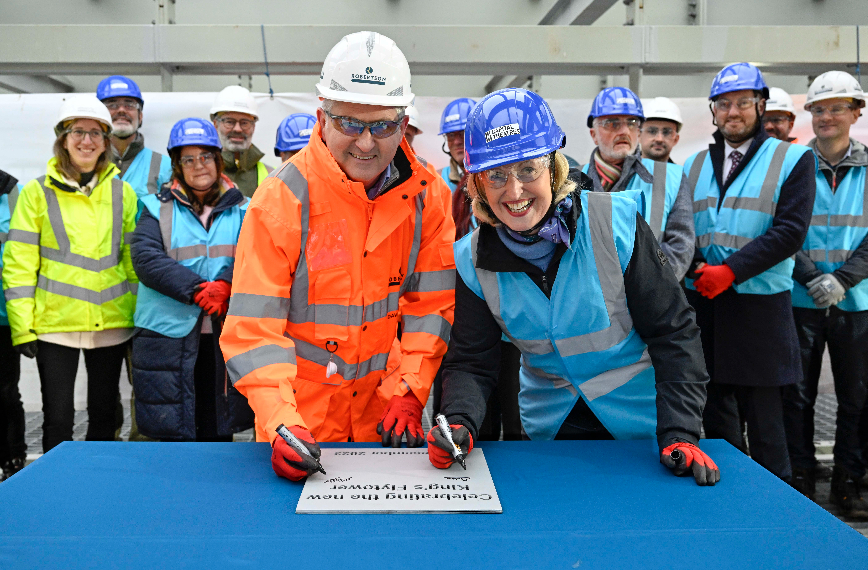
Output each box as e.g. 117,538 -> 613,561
220,132 -> 251,153
721,117 -> 759,145
112,120 -> 138,139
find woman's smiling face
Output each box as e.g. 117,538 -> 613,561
480,156 -> 553,233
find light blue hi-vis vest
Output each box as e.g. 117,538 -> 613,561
439,165 -> 458,192
454,191 -> 657,441
123,148 -> 172,199
134,194 -> 247,338
582,158 -> 681,242
684,139 -> 814,295
792,164 -> 868,311
0,184 -> 21,325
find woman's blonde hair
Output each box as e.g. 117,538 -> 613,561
466,151 -> 576,227
52,119 -> 112,182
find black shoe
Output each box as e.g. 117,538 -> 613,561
790,467 -> 816,501
830,465 -> 868,520
1,457 -> 25,479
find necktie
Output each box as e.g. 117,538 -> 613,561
726,150 -> 743,183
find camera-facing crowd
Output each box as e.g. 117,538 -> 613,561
0,31 -> 867,518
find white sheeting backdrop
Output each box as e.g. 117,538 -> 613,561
3,91 -> 867,412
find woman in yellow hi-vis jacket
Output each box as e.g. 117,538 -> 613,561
1,95 -> 139,452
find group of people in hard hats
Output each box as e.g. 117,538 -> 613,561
0,29 -> 866,519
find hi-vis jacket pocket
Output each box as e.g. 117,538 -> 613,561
307,219 -> 353,272
313,267 -> 351,341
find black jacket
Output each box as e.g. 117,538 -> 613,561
440,182 -> 709,452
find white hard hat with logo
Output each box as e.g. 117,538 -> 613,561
55,94 -> 113,135
210,85 -> 260,119
766,87 -> 796,115
805,71 -> 866,109
406,105 -> 423,133
316,31 -> 415,107
641,97 -> 682,129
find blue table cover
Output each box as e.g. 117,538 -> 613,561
1,439 -> 866,569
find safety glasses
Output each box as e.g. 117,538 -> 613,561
596,117 -> 641,132
324,110 -> 402,139
480,156 -> 551,189
179,152 -> 216,169
809,104 -> 855,117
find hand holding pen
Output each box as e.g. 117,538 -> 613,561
271,424 -> 326,481
427,414 -> 474,470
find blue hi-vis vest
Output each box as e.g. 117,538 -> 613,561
454,191 -> 657,441
792,164 -> 868,311
439,165 -> 458,192
582,158 -> 681,242
134,194 -> 247,338
123,148 -> 172,198
684,139 -> 814,295
0,184 -> 21,325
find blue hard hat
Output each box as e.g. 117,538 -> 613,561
96,75 -> 144,105
167,118 -> 222,152
274,113 -> 317,156
587,87 -> 644,128
464,88 -> 565,174
439,97 -> 477,135
709,63 -> 769,100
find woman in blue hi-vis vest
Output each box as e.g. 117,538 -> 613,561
427,88 -> 719,486
129,118 -> 253,442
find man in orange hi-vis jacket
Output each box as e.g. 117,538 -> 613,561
220,31 -> 456,481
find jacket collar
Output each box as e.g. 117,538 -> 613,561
807,137 -> 868,171
45,157 -> 120,194
112,132 -> 145,163
585,147 -> 650,193
222,144 -> 265,173
710,127 -> 770,191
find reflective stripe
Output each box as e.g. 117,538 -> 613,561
6,229 -> 39,245
687,150 -> 708,193
147,152 -> 162,194
292,335 -> 389,381
693,196 -> 717,214
553,193 -> 633,357
398,192 -> 426,297
37,274 -> 133,305
755,141 -> 790,213
402,268 -> 456,293
124,231 -> 134,244
227,292 -> 292,319
38,176 -> 124,272
522,360 -> 578,397
403,314 -> 451,344
810,172 -> 868,228
721,196 -> 776,215
170,244 -> 208,261
696,232 -> 755,250
580,349 -> 651,401
7,186 -> 19,217
159,199 -> 174,254
277,163 -> 314,326
209,244 -> 237,258
4,285 -> 36,300
226,344 -> 297,383
648,160 -> 667,240
0,232 -> 5,243
807,249 -> 851,263
158,199 -> 237,260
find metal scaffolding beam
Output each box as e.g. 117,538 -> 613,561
0,24 -> 863,77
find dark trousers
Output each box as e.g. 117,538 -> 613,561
36,340 -> 127,453
478,341 -> 523,441
0,326 -> 26,462
704,383 -> 791,480
194,334 -> 231,442
784,307 -> 868,478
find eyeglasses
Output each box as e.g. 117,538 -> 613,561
444,131 -> 464,143
179,152 -> 216,168
809,104 -> 855,117
66,128 -> 107,142
713,97 -> 759,112
217,117 -> 256,130
762,115 -> 791,125
596,117 -> 641,132
641,125 -> 676,137
104,100 -> 141,112
323,110 -> 402,139
480,156 -> 550,189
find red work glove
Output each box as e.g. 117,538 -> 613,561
377,391 -> 425,448
271,426 -> 323,482
427,424 -> 474,469
693,264 -> 736,299
193,280 -> 232,316
661,442 -> 720,486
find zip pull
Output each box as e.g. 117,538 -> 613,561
325,340 -> 339,378
541,274 -> 549,295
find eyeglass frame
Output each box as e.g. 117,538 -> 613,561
478,155 -> 552,190
178,151 -> 217,169
641,125 -> 677,138
593,117 -> 643,132
761,115 -> 793,125
64,128 -> 109,142
322,109 -> 405,139
216,116 -> 258,131
712,96 -> 761,113
808,103 -> 856,117
104,99 -> 142,112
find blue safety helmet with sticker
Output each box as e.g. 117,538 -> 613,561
709,62 -> 769,100
96,75 -> 144,105
586,87 -> 644,128
463,88 -> 565,174
167,118 -> 222,151
274,113 -> 317,156
439,98 -> 477,135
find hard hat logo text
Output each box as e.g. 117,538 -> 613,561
484,123 -> 521,143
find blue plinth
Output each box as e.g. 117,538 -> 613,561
0,439 -> 865,569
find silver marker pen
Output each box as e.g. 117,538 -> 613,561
435,414 -> 467,470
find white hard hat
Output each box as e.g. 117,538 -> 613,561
766,87 -> 796,114
315,31 -> 415,107
55,94 -> 112,135
641,97 -> 682,128
406,105 -> 423,133
805,71 -> 866,109
210,85 -> 259,119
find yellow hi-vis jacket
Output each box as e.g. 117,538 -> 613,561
2,158 -> 139,346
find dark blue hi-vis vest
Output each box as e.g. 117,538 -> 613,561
582,158 -> 681,242
123,148 -> 172,198
684,139 -> 814,295
134,194 -> 247,338
454,192 -> 656,441
792,164 -> 868,311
